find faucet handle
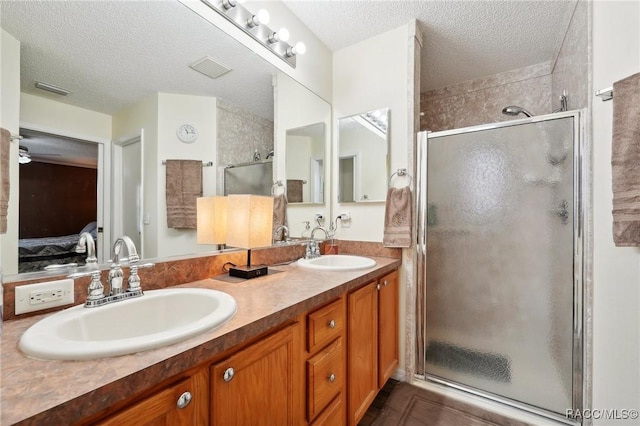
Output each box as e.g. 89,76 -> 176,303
69,269 -> 106,303
127,262 -> 154,293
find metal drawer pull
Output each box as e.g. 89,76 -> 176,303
223,367 -> 235,382
328,319 -> 336,329
328,373 -> 336,383
177,391 -> 192,409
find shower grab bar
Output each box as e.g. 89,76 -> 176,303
595,87 -> 613,101
389,168 -> 413,188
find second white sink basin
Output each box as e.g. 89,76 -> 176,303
19,288 -> 237,361
297,254 -> 376,271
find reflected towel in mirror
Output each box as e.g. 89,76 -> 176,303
273,194 -> 288,240
383,186 -> 411,248
287,179 -> 304,203
165,160 -> 202,229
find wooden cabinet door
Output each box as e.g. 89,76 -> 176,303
347,281 -> 378,426
210,323 -> 302,426
98,368 -> 209,426
378,270 -> 399,386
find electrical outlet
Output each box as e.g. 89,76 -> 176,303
15,279 -> 75,315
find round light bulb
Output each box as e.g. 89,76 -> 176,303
256,9 -> 270,25
294,41 -> 306,55
277,28 -> 290,42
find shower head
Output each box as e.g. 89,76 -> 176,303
502,106 -> 533,117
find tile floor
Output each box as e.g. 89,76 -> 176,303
359,380 -> 535,426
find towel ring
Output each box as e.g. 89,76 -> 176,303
389,168 -> 413,188
271,180 -> 285,196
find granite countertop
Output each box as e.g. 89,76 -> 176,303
1,256 -> 401,425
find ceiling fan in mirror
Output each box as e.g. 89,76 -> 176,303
18,145 -> 61,165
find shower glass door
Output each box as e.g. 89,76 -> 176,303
422,113 -> 580,416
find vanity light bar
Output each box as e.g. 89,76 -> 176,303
200,0 -> 300,68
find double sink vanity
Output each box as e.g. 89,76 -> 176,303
1,250 -> 400,425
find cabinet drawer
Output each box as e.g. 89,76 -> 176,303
307,298 -> 344,353
310,394 -> 345,426
307,337 -> 344,421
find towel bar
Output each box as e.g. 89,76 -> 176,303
389,168 -> 413,188
10,134 -> 22,141
162,160 -> 213,167
595,87 -> 613,101
271,180 -> 285,196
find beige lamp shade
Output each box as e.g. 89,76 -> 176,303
226,194 -> 274,249
197,196 -> 228,244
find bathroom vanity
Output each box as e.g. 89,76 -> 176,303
0,256 -> 400,425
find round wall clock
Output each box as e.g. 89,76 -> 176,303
176,124 -> 198,143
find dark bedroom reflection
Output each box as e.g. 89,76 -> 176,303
18,129 -> 98,273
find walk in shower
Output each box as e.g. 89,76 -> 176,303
415,110 -> 584,423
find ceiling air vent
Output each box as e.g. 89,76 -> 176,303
189,56 -> 232,80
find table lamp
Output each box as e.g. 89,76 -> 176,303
226,194 -> 274,279
197,196 -> 228,250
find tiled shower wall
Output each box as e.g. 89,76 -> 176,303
420,62 -> 553,132
216,99 -> 274,167
551,0 -> 589,111
421,0 -> 588,132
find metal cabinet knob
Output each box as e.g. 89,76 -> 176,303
376,283 -> 381,291
223,367 -> 235,382
176,391 -> 192,409
383,280 -> 388,286
328,319 -> 336,329
328,373 -> 336,383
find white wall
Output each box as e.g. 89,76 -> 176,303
156,93 -> 217,258
332,24 -> 410,242
112,94 -> 159,258
275,72 -> 331,238
20,93 -> 112,139
592,1 -> 640,423
0,30 -> 21,275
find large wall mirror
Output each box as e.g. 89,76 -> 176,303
337,108 -> 390,203
1,1 -> 331,276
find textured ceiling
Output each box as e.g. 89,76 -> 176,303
283,0 -> 577,91
0,0 -> 577,124
1,0 -> 276,118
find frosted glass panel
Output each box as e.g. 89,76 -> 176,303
425,117 -> 575,414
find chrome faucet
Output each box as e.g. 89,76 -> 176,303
68,235 -> 153,308
273,225 -> 289,244
109,236 -> 140,295
75,232 -> 98,266
310,226 -> 328,240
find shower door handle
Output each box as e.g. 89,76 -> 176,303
550,200 -> 569,225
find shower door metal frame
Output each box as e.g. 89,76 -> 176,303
415,110 -> 585,424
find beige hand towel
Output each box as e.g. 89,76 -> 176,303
166,160 -> 202,229
0,128 -> 11,234
286,179 -> 304,203
383,186 -> 412,248
612,72 -> 640,246
272,193 -> 288,241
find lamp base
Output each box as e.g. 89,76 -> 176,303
229,264 -> 268,279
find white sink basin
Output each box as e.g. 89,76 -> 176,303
297,254 -> 376,271
19,288 -> 237,361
